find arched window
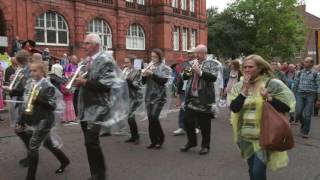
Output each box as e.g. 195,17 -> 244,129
87,18 -> 112,49
126,24 -> 145,50
35,11 -> 69,45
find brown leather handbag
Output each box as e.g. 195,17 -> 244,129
259,80 -> 294,151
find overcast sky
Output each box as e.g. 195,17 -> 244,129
206,0 -> 320,18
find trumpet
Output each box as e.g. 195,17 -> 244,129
183,59 -> 199,76
141,62 -> 155,73
8,68 -> 24,91
65,65 -> 88,90
25,83 -> 41,114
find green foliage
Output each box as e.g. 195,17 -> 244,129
207,0 -> 306,61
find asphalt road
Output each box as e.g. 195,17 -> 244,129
0,108 -> 320,180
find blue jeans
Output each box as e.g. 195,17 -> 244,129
247,154 -> 267,180
295,92 -> 316,135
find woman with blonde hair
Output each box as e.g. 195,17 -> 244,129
229,55 -> 295,180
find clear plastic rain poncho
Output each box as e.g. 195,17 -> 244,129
77,52 -> 130,128
136,61 -> 173,122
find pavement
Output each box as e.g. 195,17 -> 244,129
0,107 -> 320,180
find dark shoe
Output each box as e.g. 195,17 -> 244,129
124,138 -> 135,143
100,132 -> 111,137
147,144 -> 156,149
180,144 -> 197,152
199,148 -> 210,155
55,160 -> 70,174
19,157 -> 29,168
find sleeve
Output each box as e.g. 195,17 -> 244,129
269,98 -> 290,112
127,71 -> 142,90
230,94 -> 246,113
34,86 -> 57,111
200,61 -> 217,82
85,60 -> 116,92
151,66 -> 171,85
316,72 -> 320,98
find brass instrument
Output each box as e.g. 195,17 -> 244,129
8,68 -> 24,91
183,59 -> 199,76
141,62 -> 155,74
25,83 -> 41,114
65,65 -> 88,90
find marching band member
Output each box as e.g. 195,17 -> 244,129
142,48 -> 171,149
123,55 -> 143,144
180,44 -> 218,155
74,33 -> 129,180
3,50 -> 31,167
23,61 -> 70,180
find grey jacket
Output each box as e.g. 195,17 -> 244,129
184,59 -> 218,113
78,52 -> 120,123
142,63 -> 172,105
126,68 -> 143,112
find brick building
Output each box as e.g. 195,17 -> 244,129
297,4 -> 320,63
0,0 -> 207,64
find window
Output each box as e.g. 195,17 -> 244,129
190,0 -> 195,12
181,0 -> 187,10
35,11 -> 69,45
182,28 -> 188,51
126,0 -> 133,2
87,19 -> 112,49
126,24 -> 145,50
173,27 -> 179,51
191,29 -> 197,49
172,0 -> 178,8
137,0 -> 144,5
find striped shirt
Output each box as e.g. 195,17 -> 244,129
295,69 -> 320,94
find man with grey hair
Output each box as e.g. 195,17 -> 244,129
74,33 -> 111,180
180,44 -> 218,155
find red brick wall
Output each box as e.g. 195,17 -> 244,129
0,0 -> 207,65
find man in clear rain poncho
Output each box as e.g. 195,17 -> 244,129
74,33 -> 129,180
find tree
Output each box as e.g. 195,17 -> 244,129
207,9 -> 255,58
207,0 -> 306,61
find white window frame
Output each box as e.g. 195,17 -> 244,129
35,11 -> 69,46
86,19 -> 113,50
137,0 -> 145,5
191,29 -> 197,49
190,0 -> 195,12
181,0 -> 187,10
172,0 -> 178,8
182,28 -> 188,51
173,27 -> 179,51
126,0 -> 133,2
126,24 -> 145,50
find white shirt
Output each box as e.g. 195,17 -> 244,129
51,63 -> 63,77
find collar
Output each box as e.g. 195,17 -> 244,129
88,51 -> 101,61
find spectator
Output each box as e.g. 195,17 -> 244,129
42,48 -> 52,69
294,57 -> 320,138
51,59 -> 63,77
12,36 -> 22,55
229,54 -> 295,180
60,53 -> 69,69
270,59 -> 287,84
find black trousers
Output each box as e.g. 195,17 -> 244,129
147,103 -> 164,145
80,121 -> 106,180
184,108 -> 212,148
26,125 -> 69,180
128,115 -> 139,139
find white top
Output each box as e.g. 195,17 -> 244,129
51,63 -> 63,77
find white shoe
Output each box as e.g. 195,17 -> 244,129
196,128 -> 200,134
173,128 -> 185,135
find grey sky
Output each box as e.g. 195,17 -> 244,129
206,0 -> 320,18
